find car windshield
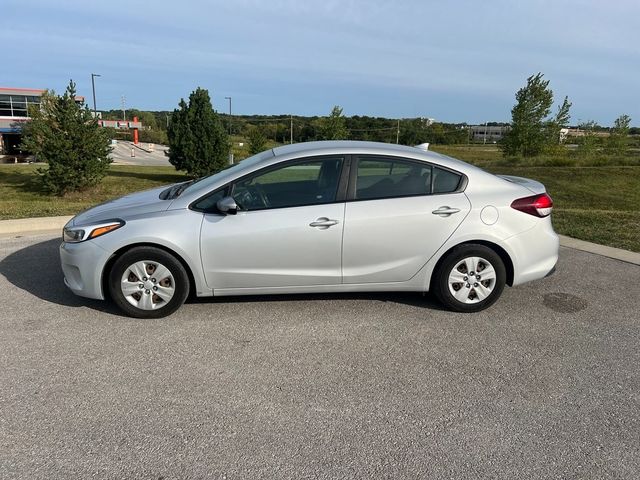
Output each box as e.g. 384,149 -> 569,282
176,149 -> 274,197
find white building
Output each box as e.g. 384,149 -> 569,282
469,125 -> 510,143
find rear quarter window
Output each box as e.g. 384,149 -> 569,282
432,167 -> 462,193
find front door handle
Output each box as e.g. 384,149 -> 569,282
309,217 -> 339,229
432,206 -> 461,217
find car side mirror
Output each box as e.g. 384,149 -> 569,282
216,196 -> 238,215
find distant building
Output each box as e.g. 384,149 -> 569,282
0,87 -> 87,157
564,127 -> 609,139
0,87 -> 45,155
1,86 -> 141,159
469,125 -> 510,143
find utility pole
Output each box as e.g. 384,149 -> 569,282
290,115 -> 293,144
396,119 -> 400,144
90,73 -> 101,118
121,95 -> 126,121
224,96 -> 232,136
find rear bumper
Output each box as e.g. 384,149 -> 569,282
544,264 -> 557,278
59,240 -> 110,300
504,219 -> 559,286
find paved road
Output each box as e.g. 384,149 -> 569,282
0,234 -> 638,479
109,141 -> 171,166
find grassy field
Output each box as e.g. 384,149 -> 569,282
1,146 -> 639,252
0,165 -> 187,220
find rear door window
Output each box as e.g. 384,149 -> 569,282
355,157 -> 432,200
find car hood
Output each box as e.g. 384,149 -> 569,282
69,185 -> 174,226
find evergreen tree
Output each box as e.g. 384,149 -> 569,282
167,87 -> 229,177
21,80 -> 111,195
320,106 -> 349,140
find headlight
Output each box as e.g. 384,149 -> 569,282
63,220 -> 125,243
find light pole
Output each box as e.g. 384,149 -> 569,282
91,73 -> 101,117
224,96 -> 232,136
224,96 -> 233,165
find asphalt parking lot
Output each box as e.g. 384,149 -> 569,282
1,233 -> 638,479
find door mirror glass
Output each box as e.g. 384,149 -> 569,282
216,196 -> 238,215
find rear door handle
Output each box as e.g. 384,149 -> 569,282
309,217 -> 339,229
432,206 -> 461,217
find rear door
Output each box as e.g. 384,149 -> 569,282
342,156 -> 471,284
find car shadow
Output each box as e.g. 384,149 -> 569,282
0,237 -> 446,314
0,237 -> 117,313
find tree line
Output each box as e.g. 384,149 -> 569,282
103,106 -> 470,147
20,76 -> 637,195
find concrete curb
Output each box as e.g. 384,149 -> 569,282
0,215 -> 638,266
558,235 -> 640,266
0,215 -> 72,237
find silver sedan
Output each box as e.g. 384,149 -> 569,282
60,141 -> 559,318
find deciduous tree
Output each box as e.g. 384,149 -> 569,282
606,114 -> 631,157
501,73 -> 571,157
577,120 -> 599,158
320,106 -> 349,140
247,126 -> 267,154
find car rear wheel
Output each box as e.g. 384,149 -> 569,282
432,244 -> 506,312
108,247 -> 189,318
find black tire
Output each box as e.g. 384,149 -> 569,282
431,244 -> 506,313
108,246 -> 190,319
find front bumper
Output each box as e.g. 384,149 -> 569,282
59,240 -> 111,300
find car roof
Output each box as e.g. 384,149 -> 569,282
272,140 -> 447,159
272,140 -> 426,156
271,140 -> 479,174
177,140 -> 496,204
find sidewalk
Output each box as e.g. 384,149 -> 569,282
0,215 -> 639,266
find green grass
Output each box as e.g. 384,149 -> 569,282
0,165 -> 187,220
2,149 -> 639,252
432,144 -> 640,168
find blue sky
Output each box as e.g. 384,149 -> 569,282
2,0 -> 638,124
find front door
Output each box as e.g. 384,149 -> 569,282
199,156 -> 346,289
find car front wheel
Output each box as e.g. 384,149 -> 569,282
108,246 -> 190,318
432,244 -> 506,312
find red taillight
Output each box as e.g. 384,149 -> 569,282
511,193 -> 553,217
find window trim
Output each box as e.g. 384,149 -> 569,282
189,185 -> 230,214
189,155 -> 350,214
347,155 -> 467,202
